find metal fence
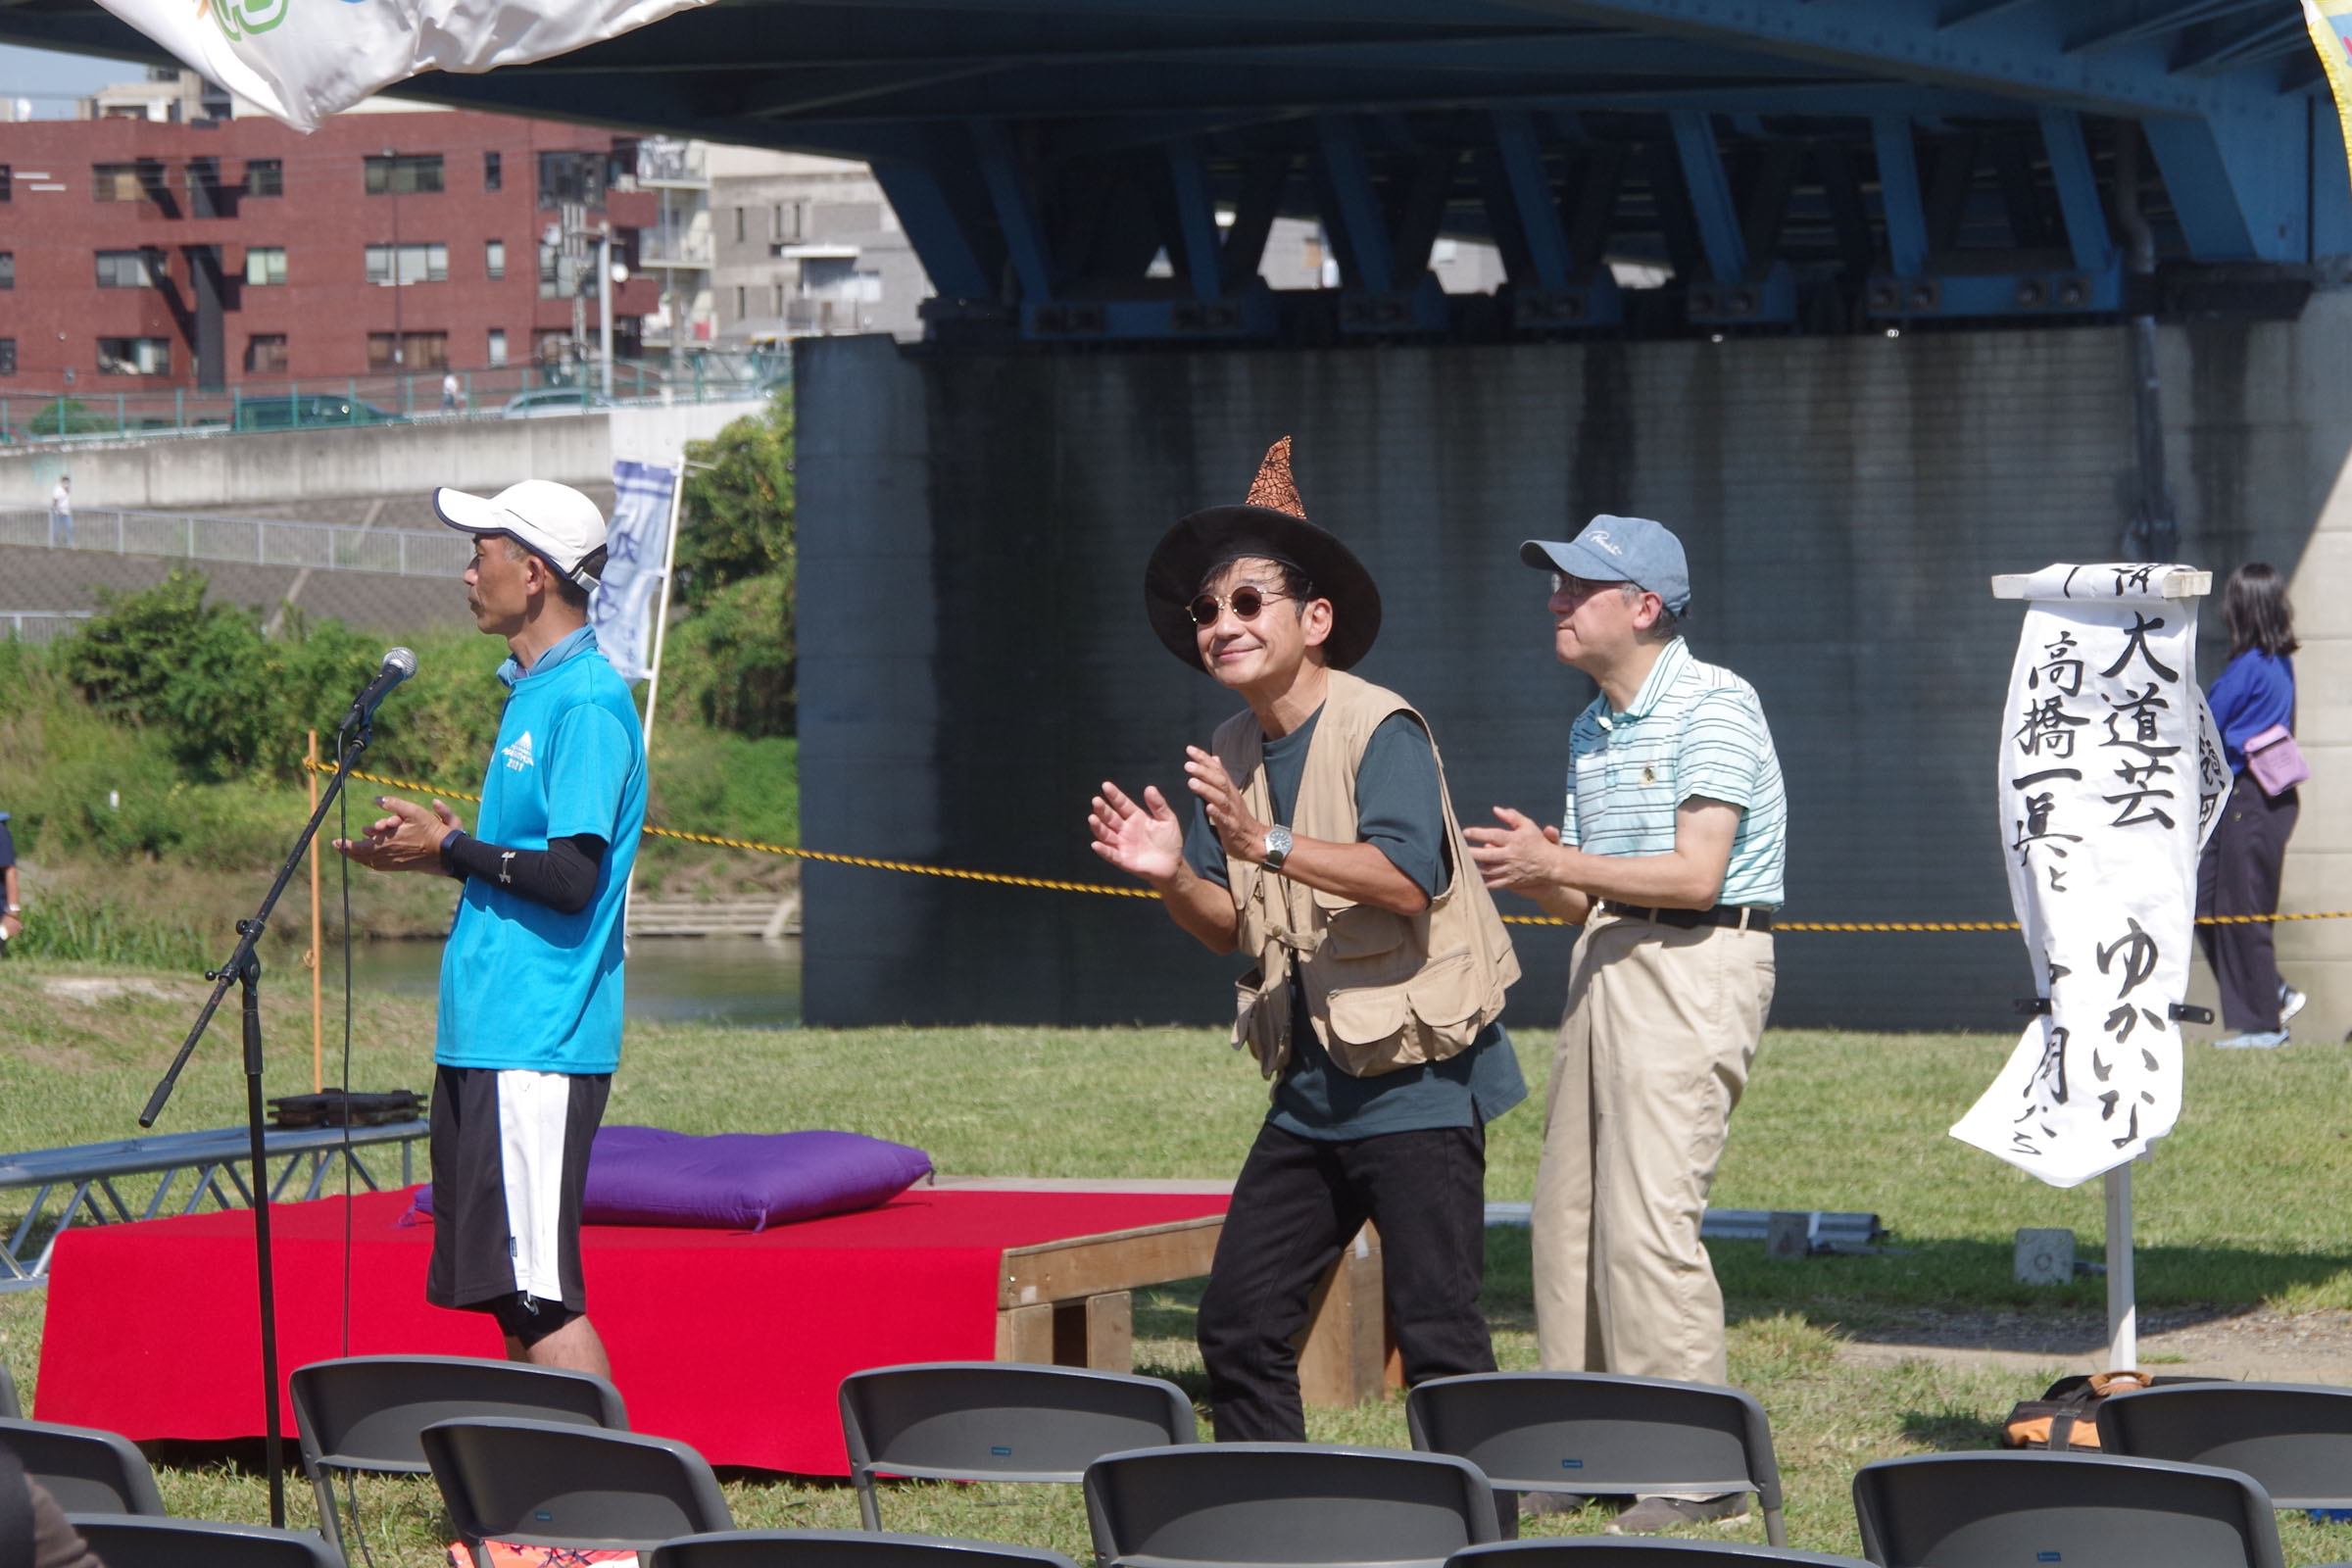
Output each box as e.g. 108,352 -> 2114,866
0,612 -> 92,644
0,508 -> 471,578
0,349 -> 787,448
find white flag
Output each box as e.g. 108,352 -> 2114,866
1951,564 -> 2229,1190
589,459 -> 677,684
95,0 -> 713,132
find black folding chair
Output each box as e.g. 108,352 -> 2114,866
653,1529 -> 1082,1568
66,1516 -> 345,1568
1085,1443 -> 1500,1568
1450,1540 -> 1873,1568
0,1363 -> 18,1420
290,1354 -> 628,1555
2095,1382 -> 2352,1509
1407,1371 -> 1786,1544
1851,1451 -> 2283,1568
0,1417 -> 168,1515
841,1361 -> 1197,1531
421,1415 -> 734,1568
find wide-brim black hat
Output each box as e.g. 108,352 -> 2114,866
1144,437 -> 1383,672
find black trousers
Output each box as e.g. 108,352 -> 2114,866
1197,1121 -> 1495,1442
2196,770 -> 2299,1032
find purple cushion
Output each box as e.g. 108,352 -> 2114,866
406,1126 -> 933,1231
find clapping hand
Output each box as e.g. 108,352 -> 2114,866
334,794 -> 466,875
1089,781 -> 1186,885
1463,806 -> 1565,893
1183,747 -> 1268,861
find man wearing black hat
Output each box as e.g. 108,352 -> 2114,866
1467,514 -> 1784,1534
1089,438 -> 1524,1441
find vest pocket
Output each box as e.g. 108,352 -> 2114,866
1309,887 -> 1409,960
1322,948 -> 1486,1071
1231,963 -> 1289,1077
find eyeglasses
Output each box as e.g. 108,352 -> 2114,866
1188,584 -> 1302,627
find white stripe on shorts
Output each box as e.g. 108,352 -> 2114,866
496,1068 -> 573,1302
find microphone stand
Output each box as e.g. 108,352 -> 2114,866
143,717 -> 375,1527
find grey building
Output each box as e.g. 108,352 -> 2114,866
709,148 -> 929,344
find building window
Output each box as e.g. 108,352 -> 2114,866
367,330 -> 448,370
536,150 -> 609,210
0,167 -> 12,203
734,284 -> 746,318
364,153 -> 444,195
96,337 -> 171,375
483,150 -> 502,191
243,159 -> 282,198
244,246 -> 287,286
487,327 -> 508,368
245,334 -> 289,373
734,207 -> 746,244
485,239 -> 506,280
95,250 -> 162,288
92,161 -> 163,202
0,253 -> 12,289
771,282 -> 784,315
0,339 -> 14,376
364,242 -> 449,285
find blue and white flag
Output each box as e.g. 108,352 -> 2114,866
590,459 -> 678,684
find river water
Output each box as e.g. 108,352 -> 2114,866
348,937 -> 803,1028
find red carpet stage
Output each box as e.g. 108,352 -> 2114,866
36,1185 -> 1229,1475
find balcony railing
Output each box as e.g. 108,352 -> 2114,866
639,227 -> 714,267
635,139 -> 708,186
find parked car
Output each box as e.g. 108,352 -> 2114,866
232,395 -> 406,431
501,387 -> 615,418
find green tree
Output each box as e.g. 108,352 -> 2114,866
668,391 -> 795,734
63,570 -> 378,782
676,393 -> 794,608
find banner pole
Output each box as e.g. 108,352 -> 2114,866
2105,1162 -> 2135,1368
638,451 -> 687,758
307,727 -> 322,1096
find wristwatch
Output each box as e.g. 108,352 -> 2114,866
1261,825 -> 1293,871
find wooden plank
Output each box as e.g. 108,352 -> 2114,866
1296,1222 -> 1387,1408
997,1301 -> 1054,1363
1001,1215 -> 1223,1307
1087,1291 -> 1133,1374
1990,568 -> 2209,600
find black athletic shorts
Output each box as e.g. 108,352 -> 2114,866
426,1063 -> 611,1314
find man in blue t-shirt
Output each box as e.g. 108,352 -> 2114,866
336,480 -> 647,1377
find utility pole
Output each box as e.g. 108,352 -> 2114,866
562,199 -> 589,378
382,147 -> 404,373
598,226 -> 615,399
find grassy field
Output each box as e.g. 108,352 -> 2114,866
5,958 -> 2352,1565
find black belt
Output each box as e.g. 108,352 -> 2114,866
1599,901 -> 1774,932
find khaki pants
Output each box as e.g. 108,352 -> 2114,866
1532,912 -> 1775,1385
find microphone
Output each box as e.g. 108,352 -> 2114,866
339,647 -> 417,732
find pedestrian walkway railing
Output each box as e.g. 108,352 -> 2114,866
0,508 -> 470,578
0,350 -> 785,448
0,611 -> 92,643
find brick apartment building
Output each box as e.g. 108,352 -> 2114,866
0,95 -> 662,390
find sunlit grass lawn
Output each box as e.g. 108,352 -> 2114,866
7,958 -> 2352,1565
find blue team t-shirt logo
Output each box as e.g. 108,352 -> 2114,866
502,730 -> 536,772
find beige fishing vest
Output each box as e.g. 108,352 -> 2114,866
1214,669 -> 1521,1081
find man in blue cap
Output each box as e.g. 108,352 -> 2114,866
1465,514 -> 1785,1535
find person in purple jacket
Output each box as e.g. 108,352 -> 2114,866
2198,562 -> 2303,1049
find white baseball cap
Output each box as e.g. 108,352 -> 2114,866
433,480 -> 608,590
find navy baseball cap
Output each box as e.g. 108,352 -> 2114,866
1520,515 -> 1691,615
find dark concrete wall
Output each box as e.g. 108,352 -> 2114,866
797,318 -> 2341,1033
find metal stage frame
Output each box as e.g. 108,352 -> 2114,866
0,1120 -> 428,1292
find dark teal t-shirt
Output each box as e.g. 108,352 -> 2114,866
1184,707 -> 1525,1141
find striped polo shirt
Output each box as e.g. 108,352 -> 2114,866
1561,637 -> 1787,908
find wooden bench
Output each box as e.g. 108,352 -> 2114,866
937,1176 -> 1397,1407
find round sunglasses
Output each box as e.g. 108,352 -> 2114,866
1187,584 -> 1306,627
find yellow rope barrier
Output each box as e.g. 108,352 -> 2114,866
310,760 -> 2352,932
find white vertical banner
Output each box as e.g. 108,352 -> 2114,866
1951,564 -> 2229,1190
590,459 -> 679,684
